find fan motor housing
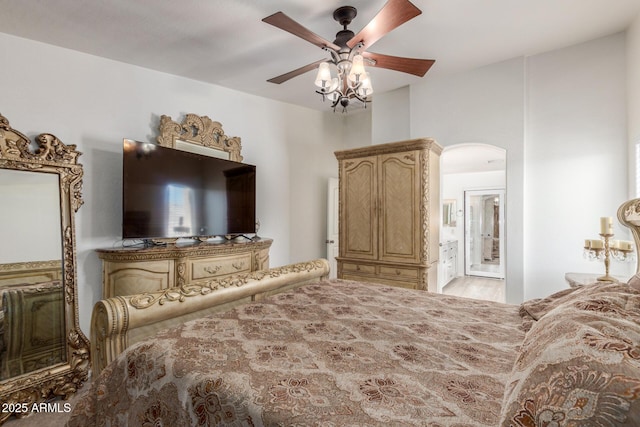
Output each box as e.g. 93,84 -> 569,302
333,6 -> 357,47
334,30 -> 355,48
333,6 -> 357,27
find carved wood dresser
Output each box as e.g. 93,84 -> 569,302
96,239 -> 272,298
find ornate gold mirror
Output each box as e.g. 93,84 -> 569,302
0,114 -> 89,422
157,113 -> 243,162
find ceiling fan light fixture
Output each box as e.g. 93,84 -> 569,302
263,0 -> 434,113
317,47 -> 372,112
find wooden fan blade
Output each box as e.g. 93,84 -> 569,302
347,0 -> 422,50
267,59 -> 326,84
362,52 -> 435,77
263,12 -> 340,51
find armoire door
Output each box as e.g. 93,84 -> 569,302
340,156 -> 378,260
379,151 -> 421,263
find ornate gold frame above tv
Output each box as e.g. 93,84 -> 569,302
157,113 -> 243,162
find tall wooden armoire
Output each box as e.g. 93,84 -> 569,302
334,138 -> 442,291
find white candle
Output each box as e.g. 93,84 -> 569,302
600,217 -> 613,235
590,239 -> 604,249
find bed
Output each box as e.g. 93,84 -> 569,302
68,257 -> 640,426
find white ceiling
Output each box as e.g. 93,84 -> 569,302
2,0 -> 640,112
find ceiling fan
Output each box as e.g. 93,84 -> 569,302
263,0 -> 435,112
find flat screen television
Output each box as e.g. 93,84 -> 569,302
122,139 -> 256,240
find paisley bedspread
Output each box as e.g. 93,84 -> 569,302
67,279 -> 529,426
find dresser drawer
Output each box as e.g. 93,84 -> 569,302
191,254 -> 252,280
341,262 -> 376,275
103,260 -> 173,298
337,258 -> 429,291
379,265 -> 419,279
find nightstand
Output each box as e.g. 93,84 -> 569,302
564,272 -> 628,288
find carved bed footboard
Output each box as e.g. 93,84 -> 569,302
91,259 -> 330,374
619,198 -> 640,274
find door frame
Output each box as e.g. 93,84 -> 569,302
326,177 -> 339,279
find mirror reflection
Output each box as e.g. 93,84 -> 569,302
465,189 -> 505,279
0,169 -> 66,380
443,199 -> 457,227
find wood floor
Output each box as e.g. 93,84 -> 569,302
442,275 -> 505,303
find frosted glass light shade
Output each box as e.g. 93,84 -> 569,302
329,77 -> 339,92
348,54 -> 365,82
358,72 -> 373,96
315,62 -> 332,88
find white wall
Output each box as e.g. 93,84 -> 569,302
372,33 -> 630,303
342,109 -> 373,149
287,109 -> 371,263
372,85 -> 410,145
0,33 -> 331,335
525,33 -> 630,298
628,13 -> 640,197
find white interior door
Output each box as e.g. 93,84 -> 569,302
326,177 -> 339,279
464,189 -> 505,279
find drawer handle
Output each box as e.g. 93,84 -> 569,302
356,265 -> 361,271
396,269 -> 401,275
232,262 -> 245,270
204,266 -> 222,274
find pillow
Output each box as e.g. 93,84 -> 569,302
628,273 -> 640,291
501,287 -> 640,426
519,282 -> 638,331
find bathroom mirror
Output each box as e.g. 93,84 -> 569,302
443,199 -> 457,227
0,113 -> 90,423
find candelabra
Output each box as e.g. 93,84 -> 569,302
584,217 -> 635,282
